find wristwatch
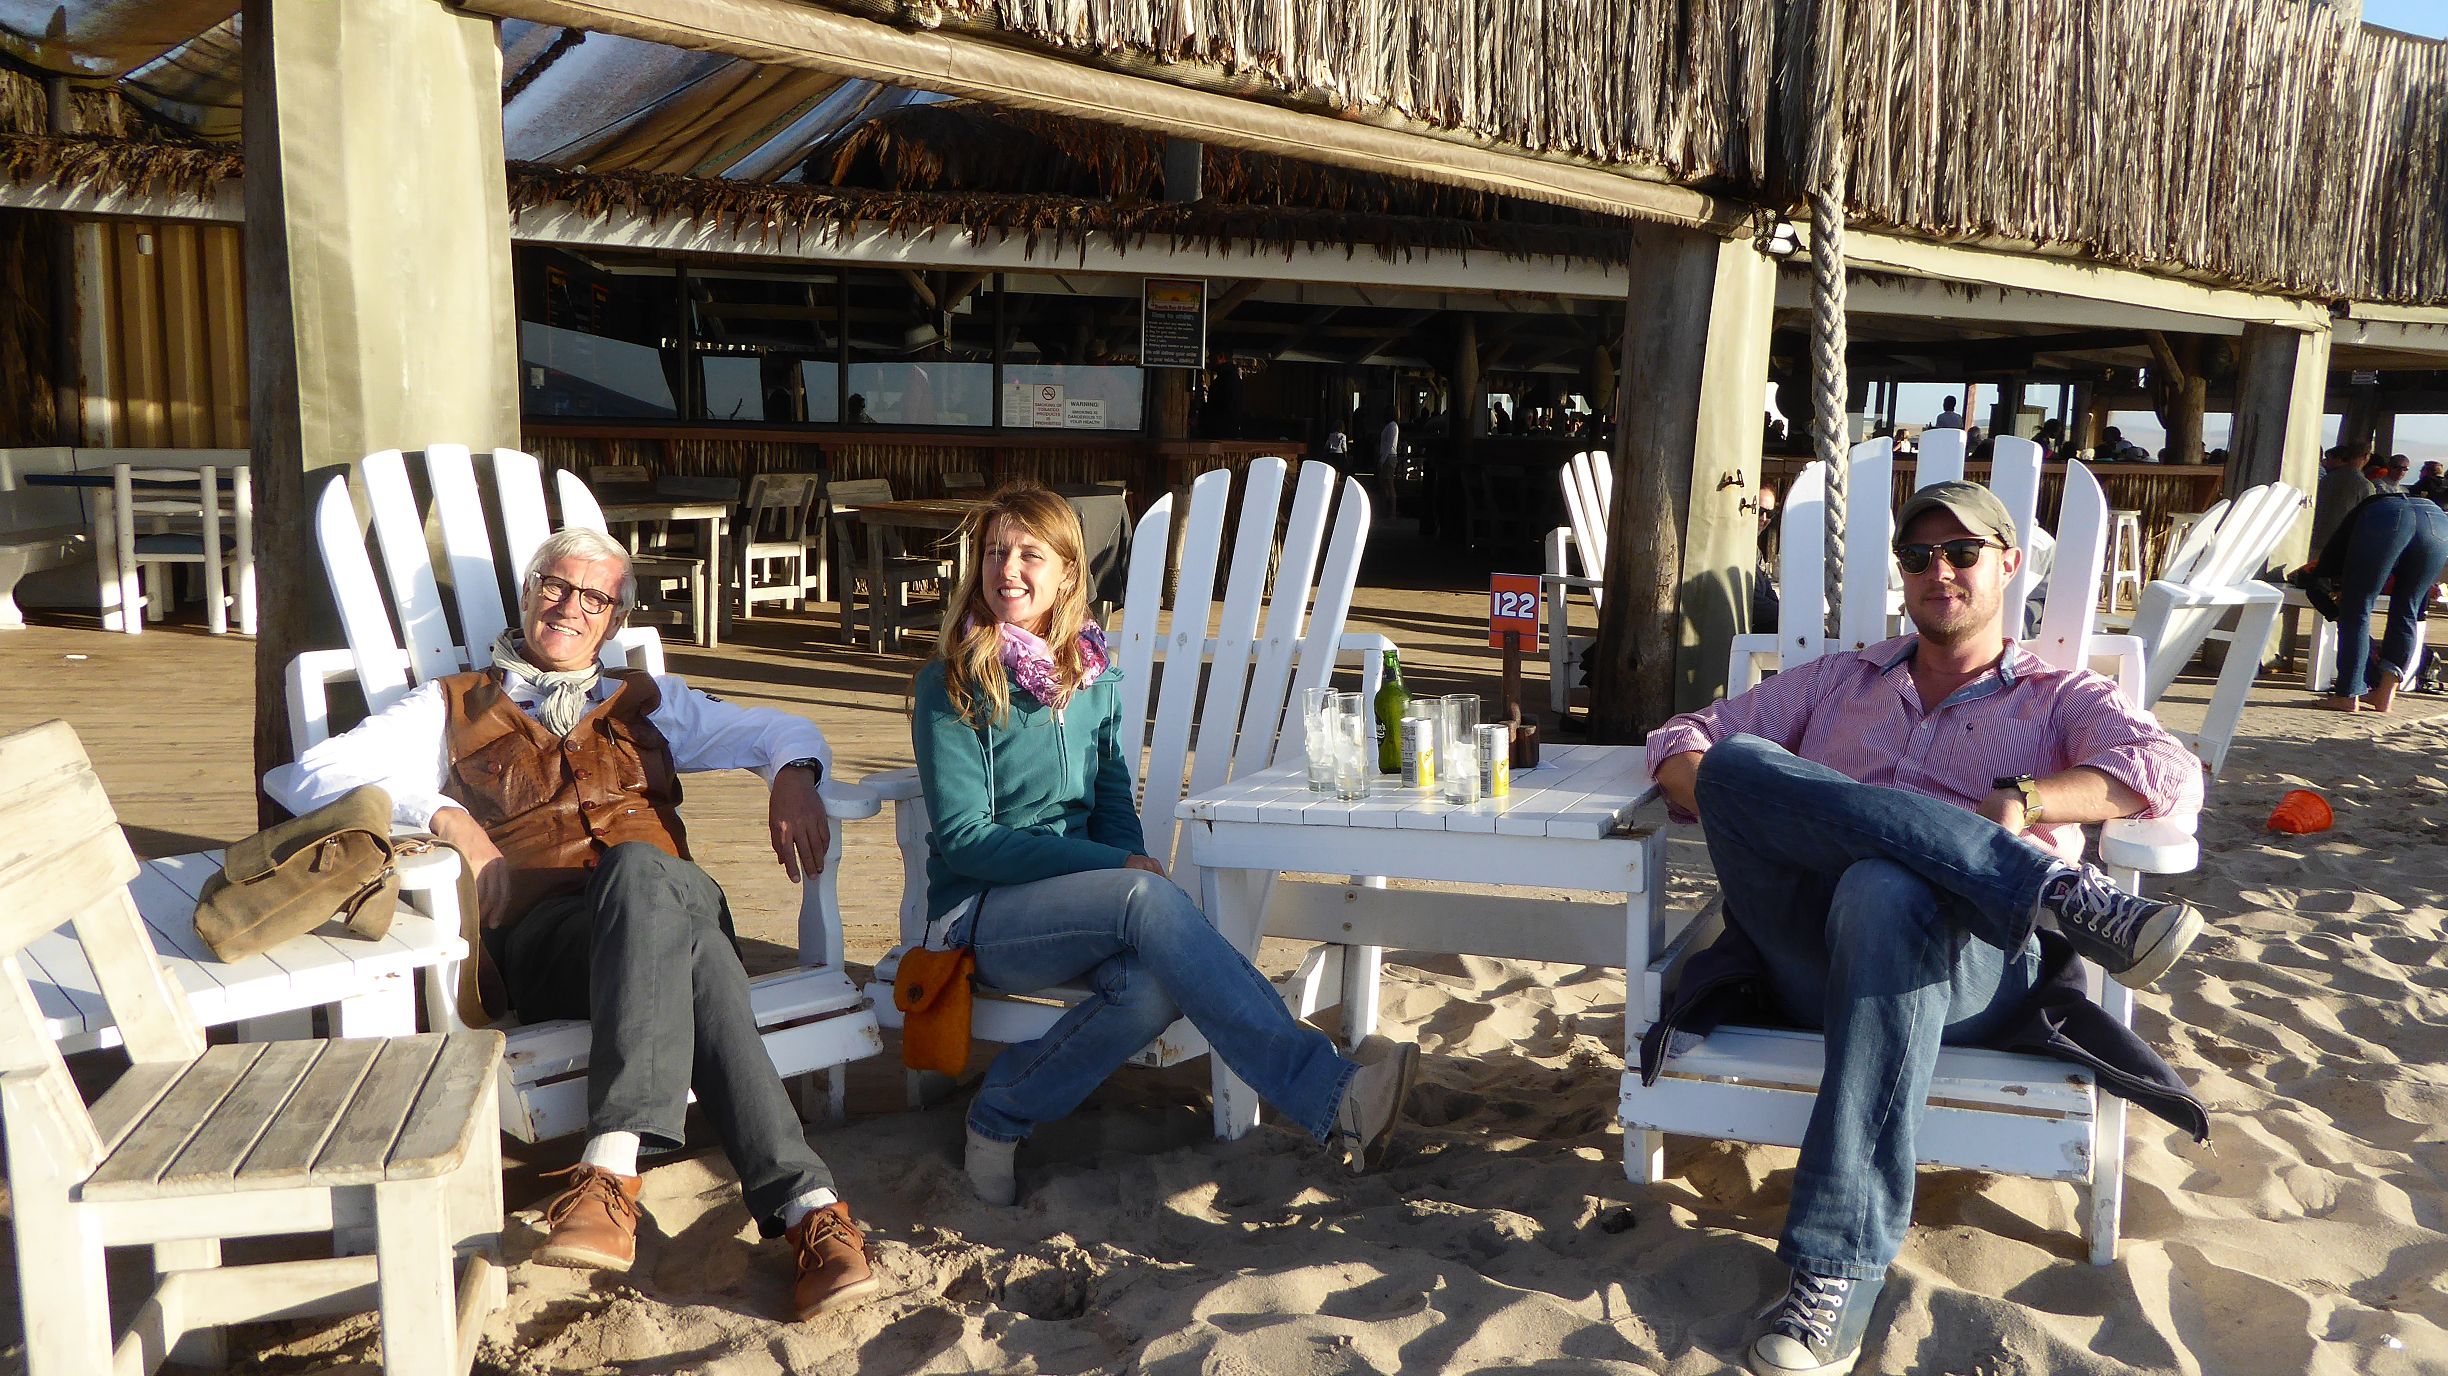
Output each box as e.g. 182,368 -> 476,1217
780,756 -> 825,785
1992,774 -> 2044,823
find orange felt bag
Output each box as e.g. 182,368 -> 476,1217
893,945 -> 978,1076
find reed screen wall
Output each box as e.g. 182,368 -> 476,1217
907,0 -> 2448,304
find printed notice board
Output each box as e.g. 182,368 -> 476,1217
1142,278 -> 1207,369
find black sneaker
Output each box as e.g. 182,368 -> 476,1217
2035,865 -> 2204,990
1746,1268 -> 1883,1376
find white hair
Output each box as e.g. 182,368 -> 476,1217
522,526 -> 636,614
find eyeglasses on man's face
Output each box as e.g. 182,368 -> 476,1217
1892,538 -> 2002,575
529,572 -> 619,616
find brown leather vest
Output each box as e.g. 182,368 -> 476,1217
438,668 -> 690,925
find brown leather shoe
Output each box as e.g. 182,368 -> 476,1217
789,1202 -> 882,1318
533,1164 -> 644,1272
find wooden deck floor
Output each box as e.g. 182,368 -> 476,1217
0,580 -> 1539,975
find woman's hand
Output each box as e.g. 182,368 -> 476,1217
1124,853 -> 1167,876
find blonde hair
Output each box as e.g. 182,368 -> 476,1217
936,483 -> 1092,727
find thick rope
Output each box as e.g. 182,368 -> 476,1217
1805,0 -> 1851,634
1810,178 -> 1849,629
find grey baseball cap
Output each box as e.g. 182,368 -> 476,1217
1896,481 -> 2019,549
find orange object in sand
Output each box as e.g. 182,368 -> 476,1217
2266,789 -> 2333,834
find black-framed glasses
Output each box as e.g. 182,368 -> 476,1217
528,572 -> 619,615
1893,538 -> 2001,574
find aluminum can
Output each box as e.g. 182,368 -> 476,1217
1400,714 -> 1438,789
1475,723 -> 1511,799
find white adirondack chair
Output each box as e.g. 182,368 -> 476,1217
2120,482 -> 2308,775
1543,449 -> 1612,716
1624,435 -> 2202,1266
863,458 -> 1375,1119
0,720 -> 506,1376
283,445 -> 884,1142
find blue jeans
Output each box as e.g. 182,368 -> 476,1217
948,867 -> 1357,1144
2333,496 -> 2448,698
1694,735 -> 2051,1279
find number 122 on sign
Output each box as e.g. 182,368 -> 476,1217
1487,573 -> 1541,649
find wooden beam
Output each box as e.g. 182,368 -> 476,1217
2228,323 -> 2330,568
457,0 -> 1745,233
1834,230 -> 2331,330
1595,226 -> 1774,738
244,0 -> 520,811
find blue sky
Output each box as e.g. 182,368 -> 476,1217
2361,1 -> 2448,39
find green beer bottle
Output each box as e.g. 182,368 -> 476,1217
1374,650 -> 1409,774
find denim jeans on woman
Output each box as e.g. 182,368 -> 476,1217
946,866 -> 1357,1144
2331,495 -> 2448,698
1694,734 -> 2055,1281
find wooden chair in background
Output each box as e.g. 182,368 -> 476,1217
826,477 -> 954,651
736,471 -> 825,618
111,462 -> 255,636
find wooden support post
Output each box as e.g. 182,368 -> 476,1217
244,0 -> 521,812
2227,322 -> 2331,569
1592,226 -> 1774,739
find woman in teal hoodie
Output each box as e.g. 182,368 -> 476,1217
911,483 -> 1416,1204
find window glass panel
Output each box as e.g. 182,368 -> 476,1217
687,267 -> 840,422
517,250 -> 681,418
844,270 -> 995,426
1000,364 -> 1144,431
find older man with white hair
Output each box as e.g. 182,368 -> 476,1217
265,526 -> 878,1320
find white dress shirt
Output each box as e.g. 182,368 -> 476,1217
262,669 -> 832,831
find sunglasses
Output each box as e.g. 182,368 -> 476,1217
1893,538 -> 2001,574
529,572 -> 619,615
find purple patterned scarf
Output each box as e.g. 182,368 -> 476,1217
981,618 -> 1108,707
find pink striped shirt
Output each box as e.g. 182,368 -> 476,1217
1647,635 -> 2202,861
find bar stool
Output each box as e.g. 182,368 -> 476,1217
2102,509 -> 2144,612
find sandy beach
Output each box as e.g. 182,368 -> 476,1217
5,602 -> 2447,1376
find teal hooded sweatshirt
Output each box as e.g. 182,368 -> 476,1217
910,657 -> 1147,922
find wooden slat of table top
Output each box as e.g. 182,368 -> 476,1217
145,852 -> 371,1003
20,924 -> 102,1036
847,497 -> 989,526
84,1044 -> 264,1197
155,1039 -> 322,1196
384,1032 -> 501,1179
239,1038 -> 383,1187
125,862 -> 290,1017
310,1034 -> 446,1186
1493,744 -> 1631,838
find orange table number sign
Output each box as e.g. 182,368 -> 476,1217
1488,574 -> 1541,650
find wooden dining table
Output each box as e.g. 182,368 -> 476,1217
599,498 -> 730,648
832,496 -> 990,649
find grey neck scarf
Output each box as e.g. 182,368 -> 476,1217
490,630 -> 601,738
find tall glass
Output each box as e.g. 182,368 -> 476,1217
1333,692 -> 1372,801
1439,695 -> 1481,804
1302,686 -> 1337,792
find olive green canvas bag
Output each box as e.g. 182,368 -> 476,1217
194,785 -> 402,962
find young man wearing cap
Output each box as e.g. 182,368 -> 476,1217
1645,481 -> 2206,1376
